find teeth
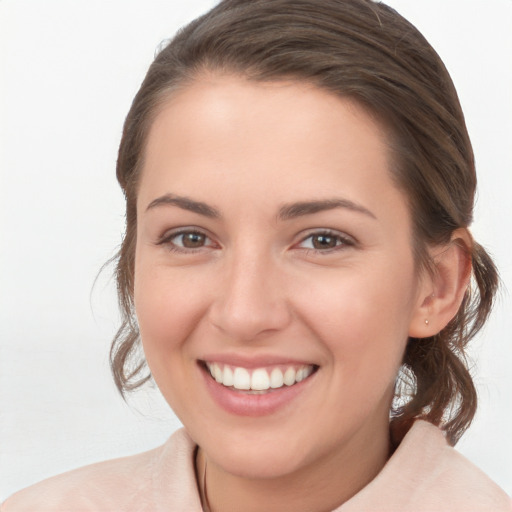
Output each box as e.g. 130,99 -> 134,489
251,369 -> 270,391
213,364 -> 223,383
303,365 -> 313,379
206,363 -> 315,391
270,367 -> 284,388
223,366 -> 234,387
233,367 -> 251,390
283,367 -> 296,386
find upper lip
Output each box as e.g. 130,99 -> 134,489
199,353 -> 318,369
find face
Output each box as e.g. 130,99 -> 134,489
134,76 -> 426,480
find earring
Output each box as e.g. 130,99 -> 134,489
425,319 -> 429,325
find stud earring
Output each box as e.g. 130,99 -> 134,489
425,319 -> 429,325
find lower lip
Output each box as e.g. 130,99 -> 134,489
200,365 -> 315,417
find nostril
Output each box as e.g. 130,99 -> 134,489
208,295 -> 291,341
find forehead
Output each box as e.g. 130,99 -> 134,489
146,76 -> 388,156
138,76 -> 406,223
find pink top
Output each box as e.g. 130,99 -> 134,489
2,420 -> 510,511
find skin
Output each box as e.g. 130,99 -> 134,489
133,76 -> 466,512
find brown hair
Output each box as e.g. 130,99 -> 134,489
111,0 -> 498,445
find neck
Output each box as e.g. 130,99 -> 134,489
195,419 -> 390,512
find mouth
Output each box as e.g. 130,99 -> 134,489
203,361 -> 318,394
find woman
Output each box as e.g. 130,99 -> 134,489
2,0 -> 510,510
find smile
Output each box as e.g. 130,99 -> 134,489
205,362 -> 317,392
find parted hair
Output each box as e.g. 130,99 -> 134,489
112,0 -> 499,445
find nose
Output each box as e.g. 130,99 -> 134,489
208,249 -> 292,342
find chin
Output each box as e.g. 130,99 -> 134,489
212,443 -> 310,480
192,421 -> 322,480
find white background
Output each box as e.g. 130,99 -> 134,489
1,0 -> 511,500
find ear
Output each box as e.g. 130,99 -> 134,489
408,228 -> 472,338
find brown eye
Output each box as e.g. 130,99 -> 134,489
178,232 -> 206,248
311,234 -> 338,249
298,231 -> 354,252
158,229 -> 216,253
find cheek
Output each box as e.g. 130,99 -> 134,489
301,267 -> 416,420
295,260 -> 417,371
134,261 -> 210,363
133,264 -> 213,419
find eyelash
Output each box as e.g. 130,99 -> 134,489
157,228 -> 215,253
156,228 -> 355,254
296,230 -> 355,253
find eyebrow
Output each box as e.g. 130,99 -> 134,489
278,198 -> 376,221
145,194 -> 221,218
145,194 -> 376,221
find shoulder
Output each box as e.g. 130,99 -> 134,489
341,420 -> 511,512
411,422 -> 511,510
1,428 -> 203,512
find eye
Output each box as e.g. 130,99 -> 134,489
297,231 -> 354,251
174,231 -> 208,248
157,229 -> 215,252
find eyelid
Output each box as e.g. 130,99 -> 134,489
294,229 -> 356,251
156,226 -> 217,252
155,226 -> 355,253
